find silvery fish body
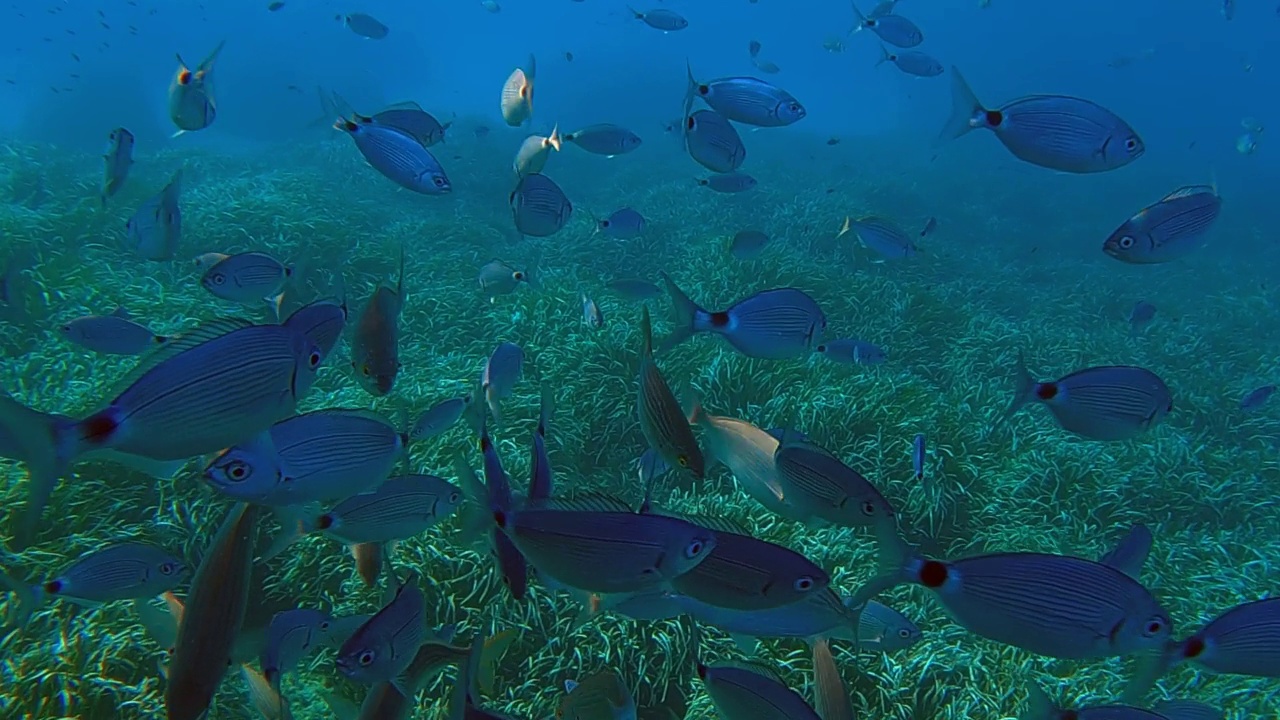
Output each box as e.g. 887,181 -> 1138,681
510,173 -> 572,237
60,308 -> 166,356
201,252 -> 292,303
684,110 -> 745,173
337,117 -> 451,195
699,661 -> 821,720
501,55 -> 536,127
101,127 -> 134,204
283,295 -> 348,363
852,9 -> 924,48
878,47 -> 944,76
669,520 -> 829,611
564,124 -> 642,156
1102,185 -> 1222,264
168,41 -> 225,132
631,7 -> 688,31
1006,356 -> 1173,441
660,273 -> 826,360
815,338 -> 887,365
841,216 -> 919,259
125,170 -> 182,260
686,64 -> 805,127
698,172 -> 757,193
369,103 -> 450,146
313,474 -> 464,545
336,578 -> 427,685
410,398 -> 468,440
261,608 -> 334,686
343,12 -> 389,39
598,208 -> 645,239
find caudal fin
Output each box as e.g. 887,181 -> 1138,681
656,271 -> 703,354
0,393 -> 75,550
1002,352 -> 1038,422
937,65 -> 985,147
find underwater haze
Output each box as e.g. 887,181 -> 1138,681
0,0 -> 1278,719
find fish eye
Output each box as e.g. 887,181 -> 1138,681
225,461 -> 250,482
433,176 -> 447,187
898,628 -> 912,638
1143,617 -> 1166,637
1125,137 -> 1139,151
309,351 -> 322,368
860,500 -> 877,516
793,576 -> 815,592
514,271 -> 525,280
684,540 -> 705,558
450,491 -> 461,503
1119,236 -> 1135,249
160,562 -> 179,575
320,621 -> 331,631
358,650 -> 376,666
677,455 -> 689,467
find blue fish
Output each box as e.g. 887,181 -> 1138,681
685,62 -> 805,127
697,172 -> 757,193
815,338 -> 886,365
363,102 -> 451,147
1240,384 -> 1276,412
351,248 -> 405,396
697,650 -> 821,720
850,4 -> 924,47
125,170 -> 182,260
1098,524 -> 1153,580
877,45 -> 943,76
341,12 -> 390,39
563,124 -> 643,156
940,66 -> 1144,173
410,397 -> 468,440
282,292 -> 348,364
1006,355 -> 1173,440
168,41 -> 224,133
261,608 -> 334,688
683,109 -> 746,173
596,208 -> 646,239
60,307 -> 168,356
1128,300 -> 1157,336
838,216 -> 919,260
629,7 -> 688,31
529,383 -> 555,503
480,420 -> 530,601
660,273 -> 826,360
1026,684 -> 1220,720
336,117 -> 451,194
291,474 -> 464,551
101,127 -> 134,205
336,576 -> 428,690
1102,185 -> 1223,264
510,173 -> 573,238
771,439 -> 896,529
482,342 -> 525,423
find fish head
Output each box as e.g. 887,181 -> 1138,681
879,616 -> 923,652
203,443 -> 283,499
334,638 -> 388,683
1106,130 -> 1145,165
425,170 -> 452,193
1101,225 -> 1154,263
1118,606 -> 1174,655
354,359 -> 398,396
667,525 -> 717,576
777,98 -> 806,124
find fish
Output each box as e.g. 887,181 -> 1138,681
857,599 -> 924,651
528,383 -> 555,503
668,515 -> 830,611
1101,185 -> 1222,264
200,251 -> 293,307
1240,385 -> 1276,412
260,608 -> 333,688
501,54 -> 536,127
683,110 -> 746,173
939,66 -> 1144,173
558,671 -> 636,720
241,663 -> 292,720
815,338 -> 887,365
660,272 -> 827,360
596,208 -> 645,239
876,45 -> 943,76
336,625 -> 493,720
482,0 -> 501,12
687,403 -> 787,517
468,429 -> 531,601
866,0 -> 900,18
1223,0 -> 1235,19
563,124 -> 642,156
204,409 -> 406,507
685,63 -> 806,127
1236,131 -> 1260,155
606,278 -> 661,301
747,40 -> 781,74
628,7 -> 688,30
267,1 -> 285,10
920,217 -> 938,237
1027,685 -> 1218,720
1005,355 -> 1173,441
125,169 -> 182,261
911,433 -> 925,481
852,527 -> 1173,660
513,125 -> 563,177
482,342 -> 525,423
168,40 -> 225,133
582,294 -> 604,329
60,307 -> 167,356
193,252 -> 229,270
1,543 -> 188,630
511,173 -> 572,237
165,503 -> 262,720
101,127 -> 134,205
837,216 -> 919,259
637,448 -> 671,494
729,230 -> 770,260
351,247 -> 406,396
495,496 -> 715,594
341,12 -> 389,39
335,117 -> 452,195
336,576 -> 428,689
812,638 -> 855,720
697,173 -> 757,193
352,543 -> 384,589
772,437 -> 896,529
637,306 -> 705,481
849,4 -> 923,47
1127,300 -> 1157,336
363,103 -> 452,147
479,259 -> 535,299
697,653 -> 821,720
411,397 -> 468,440
283,292 -> 348,364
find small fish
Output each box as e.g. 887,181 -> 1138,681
637,307 -> 705,480
481,0 -> 501,12
849,4 -> 924,48
564,51 -> 573,62
267,1 -> 285,10
200,251 -> 293,306
352,543 -> 383,588
606,278 -> 661,301
1101,185 -> 1222,264
660,272 -> 827,360
684,110 -> 746,173
812,638 -> 854,720
823,36 -> 846,53
478,259 -> 534,299
482,342 -> 525,423
261,608 -> 333,688
410,397 -> 468,439
729,230 -> 770,260
514,125 -> 563,176
168,41 -> 225,133
351,248 -> 406,396
685,63 -> 805,127
563,124 -> 642,156
1027,684 -> 1220,720
698,172 -> 757,193
1236,131 -> 1261,155
125,170 -> 182,261
341,12 -> 389,39
528,383 -> 555,503
1128,300 -> 1156,336
101,127 -> 134,205
581,293 -> 604,329
204,409 -> 406,507
1005,355 -> 1173,441
669,517 -> 830,610
364,103 -> 452,147
698,653 -> 821,720
815,338 -> 886,365
300,474 -> 464,547
940,66 -> 1144,173
475,426 -> 530,601
511,173 -> 572,237
920,216 -> 938,237
1240,385 -> 1276,412
283,293 -> 348,364
772,438 -> 896,529
336,117 -> 451,195
61,307 -> 168,356
838,216 -> 919,259
558,670 -> 636,720
911,433 -> 925,481
336,577 -> 428,689
852,529 -> 1172,660
876,45 -> 943,76
501,54 -> 536,127
747,40 -> 781,74
597,208 -> 645,239
628,6 -> 688,31
1223,0 -> 1235,19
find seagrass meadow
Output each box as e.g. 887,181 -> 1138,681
0,126 -> 1277,720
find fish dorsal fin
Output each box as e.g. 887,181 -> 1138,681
111,307 -> 131,319
718,659 -> 785,684
665,511 -> 749,537
382,100 -> 426,113
107,317 -> 252,395
540,492 -> 634,514
563,679 -> 579,693
1161,184 -> 1214,202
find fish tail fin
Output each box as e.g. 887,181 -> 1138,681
627,5 -> 644,19
836,215 -> 853,239
547,123 -> 562,151
937,65 -> 984,147
847,517 -> 914,610
682,59 -> 698,123
656,271 -> 701,354
0,394 -> 77,551
847,1 -> 867,34
0,570 -> 43,632
1021,683 -> 1057,720
1003,351 -> 1038,422
258,507 -> 311,562
875,44 -> 891,66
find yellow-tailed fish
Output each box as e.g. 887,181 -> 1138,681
636,306 -> 704,483
500,54 -> 536,127
350,246 -> 405,396
513,124 -> 562,176
168,40 -> 226,135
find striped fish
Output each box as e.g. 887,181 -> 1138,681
812,638 -> 855,720
529,382 -> 554,502
510,172 -> 572,237
683,109 -> 746,173
698,172 -> 757,193
283,292 -> 348,364
101,127 -> 134,205
351,248 -> 405,396
364,102 -> 451,147
698,658 -> 821,720
687,403 -> 787,516
482,342 -> 524,423
563,123 -> 643,156
772,438 -> 896,529
203,408 -> 406,506
685,62 -> 806,127
336,117 -> 452,194
669,515 -> 829,611
636,306 -> 705,481
837,215 -> 919,260
306,474 -> 464,546
850,5 -> 924,48
480,419 -> 530,601
336,576 -> 428,686
1102,185 -> 1222,264
261,608 -> 332,689
1005,355 -> 1173,441
200,251 -> 292,305
165,502 -> 262,720
1097,524 -> 1153,580
1028,684 -> 1221,720
660,273 -> 827,360
853,528 -> 1172,660
500,54 -> 536,127
410,397 -> 468,440
125,169 -> 182,260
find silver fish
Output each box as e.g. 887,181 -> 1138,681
876,45 -> 944,77
596,207 -> 645,239
660,273 -> 826,360
336,117 -> 451,195
729,230 -> 770,260
606,278 -> 661,301
850,4 -> 923,48
410,397 -> 468,440
1028,684 -> 1220,720
684,109 -> 746,173
200,251 -> 293,305
772,438 -> 896,528
815,338 -> 887,365
1128,300 -> 1157,336
581,293 -> 604,329
513,125 -> 562,177
1101,185 -> 1222,264
637,307 -> 705,481
60,307 -> 167,356
563,124 -> 642,156
510,173 -> 572,238
1006,355 -> 1173,441
698,654 -> 821,720
501,54 -> 536,127
698,172 -> 757,193
168,41 -> 225,133
685,62 -> 805,127
101,127 -> 134,205
342,12 -> 389,39
838,216 -> 919,259
261,608 -> 333,688
479,259 -> 534,298
336,576 -> 428,688
628,6 -> 688,31
482,342 -> 524,423
813,638 -> 854,720
1240,385 -> 1276,412
365,102 -> 451,147
306,474 -> 464,546
125,170 -> 182,261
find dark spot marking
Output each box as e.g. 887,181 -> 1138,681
709,311 -> 730,328
984,109 -> 1003,126
1035,383 -> 1058,401
918,559 -> 948,588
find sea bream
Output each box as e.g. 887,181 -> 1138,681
1005,354 -> 1173,441
335,117 -> 452,195
1101,184 -> 1222,264
659,272 -> 827,360
685,62 -> 806,127
101,127 -> 134,205
501,54 -> 536,127
168,40 -> 226,134
350,247 -> 406,396
125,170 -> 183,261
